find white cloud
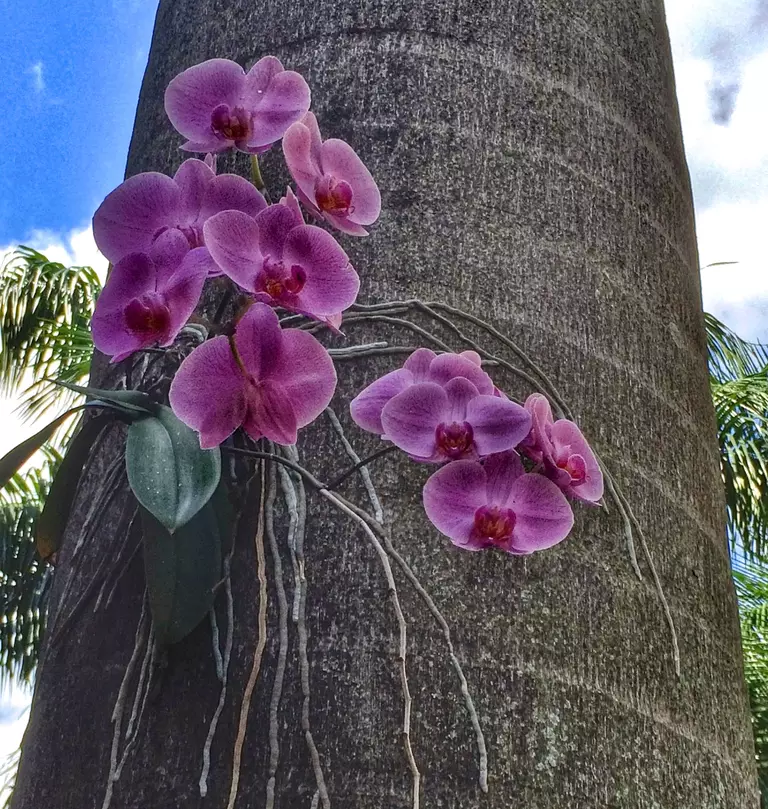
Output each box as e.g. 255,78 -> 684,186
1,224 -> 108,282
665,0 -> 768,341
28,61 -> 45,94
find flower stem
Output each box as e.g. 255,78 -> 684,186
325,445 -> 398,491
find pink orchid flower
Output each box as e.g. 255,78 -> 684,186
380,376 -> 531,463
283,112 -> 381,235
165,57 -> 310,154
203,206 -> 360,321
93,158 -> 266,276
169,303 -> 336,448
350,348 -> 496,437
91,231 -> 210,362
522,394 -> 604,503
423,451 -> 574,554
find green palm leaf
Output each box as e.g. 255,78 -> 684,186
0,245 -> 101,418
706,313 -> 768,558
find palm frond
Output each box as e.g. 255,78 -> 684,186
0,246 -> 100,418
706,312 -> 768,383
706,314 -> 768,558
733,556 -> 768,802
0,452 -> 57,687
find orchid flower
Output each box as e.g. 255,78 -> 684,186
165,57 -> 310,154
93,158 -> 266,275
91,231 -> 210,362
522,394 -> 604,503
380,377 -> 531,463
350,348 -> 496,437
423,451 -> 574,554
169,302 -> 336,448
283,112 -> 381,235
203,206 -> 360,320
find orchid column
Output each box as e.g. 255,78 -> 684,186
12,1 -> 758,809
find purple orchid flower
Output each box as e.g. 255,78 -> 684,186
164,57 -> 310,154
91,231 -> 210,362
169,303 -> 337,448
350,348 -> 496,437
93,158 -> 267,276
380,376 -> 531,463
423,451 -> 574,554
203,206 -> 360,321
282,112 -> 381,236
522,394 -> 604,503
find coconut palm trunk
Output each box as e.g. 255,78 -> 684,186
11,0 -> 759,806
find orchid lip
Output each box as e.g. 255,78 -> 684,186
211,103 -> 250,141
472,505 -> 516,545
435,421 -> 474,460
124,293 -> 171,337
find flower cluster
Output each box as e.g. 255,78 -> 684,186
351,350 -> 603,555
91,56 -> 380,445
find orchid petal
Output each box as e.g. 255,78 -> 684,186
199,174 -> 267,222
148,228 -> 190,283
320,138 -> 381,225
169,336 -> 246,449
422,460 -> 489,547
427,353 -> 494,394
204,210 -> 262,291
403,348 -> 437,381
466,396 -> 532,457
93,172 -> 180,262
254,205 -> 297,260
247,70 -> 311,149
165,59 -> 244,145
507,474 -> 574,554
549,420 -> 604,502
483,450 -> 525,506
381,382 -> 449,459
273,329 -> 337,428
173,158 -> 214,224
350,368 -> 414,435
242,378 -> 298,445
233,303 -> 284,381
160,247 -> 211,342
282,120 -> 321,205
283,226 -> 360,316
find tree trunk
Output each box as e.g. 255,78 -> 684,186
12,0 -> 759,807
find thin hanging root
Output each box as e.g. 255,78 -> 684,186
321,489 -> 421,809
199,553 -> 235,796
382,536 -> 488,793
323,410 -> 487,790
227,463 -> 269,809
325,408 -> 384,523
266,460 -> 290,809
310,790 -> 320,809
287,447 -> 331,809
101,598 -> 149,809
276,456 -> 302,623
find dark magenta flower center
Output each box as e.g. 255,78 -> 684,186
211,104 -> 250,142
124,294 -> 171,337
314,175 -> 354,216
256,258 -> 307,302
178,224 -> 204,249
435,421 -> 474,459
556,452 -> 587,485
473,505 -> 516,544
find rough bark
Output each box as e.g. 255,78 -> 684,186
12,0 -> 759,807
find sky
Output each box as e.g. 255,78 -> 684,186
0,0 -> 767,791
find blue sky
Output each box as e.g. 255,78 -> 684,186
0,0 -> 157,245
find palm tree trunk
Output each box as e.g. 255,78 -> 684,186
12,0 -> 759,806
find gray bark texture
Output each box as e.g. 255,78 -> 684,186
12,0 -> 760,807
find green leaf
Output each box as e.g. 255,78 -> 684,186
126,405 -> 221,533
141,487 -> 225,645
0,407 -> 83,491
35,415 -> 110,560
55,382 -> 158,417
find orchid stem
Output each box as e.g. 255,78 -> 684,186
250,155 -> 271,202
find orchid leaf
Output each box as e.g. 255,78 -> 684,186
141,485 -> 225,645
126,404 -> 220,533
54,381 -> 157,417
